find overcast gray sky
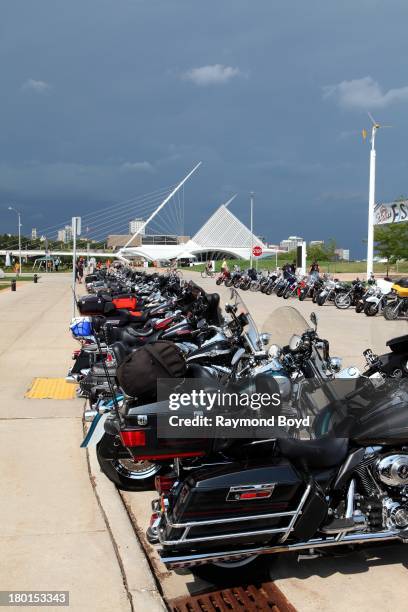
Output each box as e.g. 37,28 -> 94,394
1,0 -> 408,255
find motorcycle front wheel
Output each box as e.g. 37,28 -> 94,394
334,293 -> 351,309
96,433 -> 162,491
317,295 -> 326,306
225,278 -> 233,287
383,304 -> 399,321
364,302 -> 379,317
355,301 -> 364,313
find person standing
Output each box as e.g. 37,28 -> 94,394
221,258 -> 229,273
309,260 -> 320,279
76,258 -> 84,283
14,261 -> 20,277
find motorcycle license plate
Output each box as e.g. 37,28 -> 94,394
80,412 -> 109,448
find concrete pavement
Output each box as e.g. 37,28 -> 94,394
0,275 -> 164,612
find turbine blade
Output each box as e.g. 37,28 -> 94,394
367,111 -> 376,126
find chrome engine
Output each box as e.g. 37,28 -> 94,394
352,452 -> 408,532
377,453 -> 408,487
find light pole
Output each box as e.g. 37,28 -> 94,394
8,206 -> 22,273
250,192 -> 254,268
366,113 -> 390,280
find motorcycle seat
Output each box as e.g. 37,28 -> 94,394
186,363 -> 217,381
277,437 -> 348,469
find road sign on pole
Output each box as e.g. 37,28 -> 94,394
252,245 -> 262,257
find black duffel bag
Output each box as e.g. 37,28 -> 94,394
116,341 -> 186,398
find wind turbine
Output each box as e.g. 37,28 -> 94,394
366,112 -> 391,280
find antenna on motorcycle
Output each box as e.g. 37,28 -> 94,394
310,312 -> 318,331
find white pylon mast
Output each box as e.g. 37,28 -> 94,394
118,162 -> 202,254
366,119 -> 377,280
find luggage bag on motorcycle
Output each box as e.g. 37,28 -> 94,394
112,294 -> 138,311
117,340 -> 186,398
77,294 -> 117,315
160,460 -> 314,551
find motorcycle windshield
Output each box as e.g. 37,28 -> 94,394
228,288 -> 260,349
262,305 -> 311,348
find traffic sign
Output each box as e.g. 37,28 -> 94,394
252,245 -> 262,257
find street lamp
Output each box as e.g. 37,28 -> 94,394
366,113 -> 391,280
8,206 -> 22,273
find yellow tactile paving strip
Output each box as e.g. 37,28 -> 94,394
26,378 -> 78,400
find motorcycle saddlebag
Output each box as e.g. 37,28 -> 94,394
77,294 -> 116,316
160,460 -> 305,551
112,295 -> 138,311
117,341 -> 186,398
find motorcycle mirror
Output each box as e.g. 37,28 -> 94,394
231,347 -> 245,366
310,312 -> 318,329
259,332 -> 271,346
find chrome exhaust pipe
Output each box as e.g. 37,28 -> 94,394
65,375 -> 78,384
160,530 -> 401,569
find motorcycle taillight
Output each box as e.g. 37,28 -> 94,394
155,475 -> 177,495
120,430 -> 146,447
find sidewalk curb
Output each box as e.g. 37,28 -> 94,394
86,446 -> 167,611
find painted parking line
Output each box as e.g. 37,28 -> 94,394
26,378 -> 78,399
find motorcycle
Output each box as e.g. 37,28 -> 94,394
334,280 -> 365,310
383,279 -> 408,320
149,306 -> 408,579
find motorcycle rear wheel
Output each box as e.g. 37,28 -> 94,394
96,434 -> 162,491
216,278 -> 223,285
190,555 -> 260,583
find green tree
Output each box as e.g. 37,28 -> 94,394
374,223 -> 408,275
307,244 -> 326,263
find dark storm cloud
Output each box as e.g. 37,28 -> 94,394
1,0 -> 408,254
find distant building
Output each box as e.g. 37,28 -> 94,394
280,236 -> 304,252
129,218 -> 146,235
57,225 -> 73,243
107,233 -> 190,251
309,240 -> 325,247
142,235 -> 190,245
31,228 -> 37,240
335,248 -> 350,261
107,234 -> 141,250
